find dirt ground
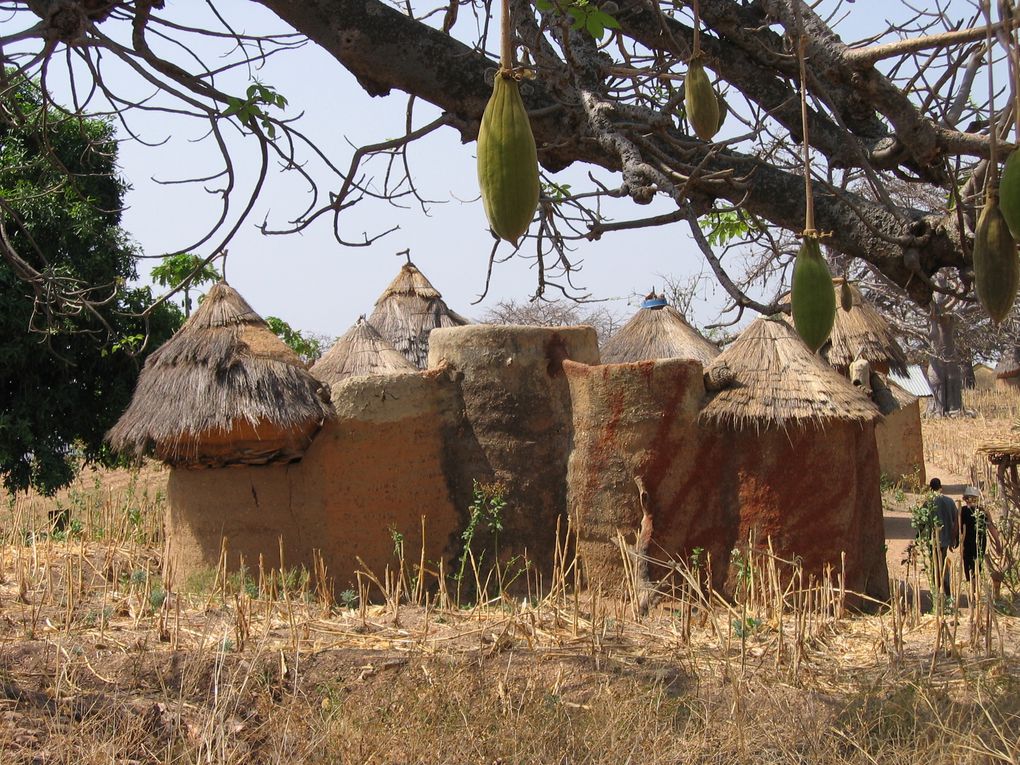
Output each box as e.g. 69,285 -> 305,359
882,460 -> 971,585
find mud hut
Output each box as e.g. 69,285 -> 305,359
699,318 -> 888,599
368,260 -> 469,369
310,316 -> 415,385
568,318 -> 889,602
107,281 -> 332,467
827,279 -> 908,375
973,362 -> 995,390
600,291 -> 719,365
813,280 -> 923,486
995,349 -> 1020,390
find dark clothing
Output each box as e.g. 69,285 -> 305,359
961,503 -> 987,581
933,493 -> 959,549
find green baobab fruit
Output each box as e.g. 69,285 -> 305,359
792,236 -> 836,352
839,279 -> 853,312
973,196 -> 1019,324
999,150 -> 1020,240
477,72 -> 540,244
685,60 -> 720,141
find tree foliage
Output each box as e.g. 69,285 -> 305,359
0,74 -> 180,494
150,253 -> 222,318
265,316 -> 325,364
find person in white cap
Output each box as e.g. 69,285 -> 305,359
960,487 -> 985,582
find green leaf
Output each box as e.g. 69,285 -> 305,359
595,10 -> 620,29
585,13 -> 605,39
534,0 -> 553,10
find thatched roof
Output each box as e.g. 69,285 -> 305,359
995,348 -> 1020,379
368,261 -> 469,369
310,316 -> 415,385
107,281 -> 332,461
601,292 -> 719,365
826,279 -> 908,374
700,317 -> 880,429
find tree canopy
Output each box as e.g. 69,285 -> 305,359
0,73 -> 180,494
1,1 -> 1017,381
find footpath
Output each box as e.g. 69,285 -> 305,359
883,461 -> 971,591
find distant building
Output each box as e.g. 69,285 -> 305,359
887,364 -> 934,399
974,362 -> 996,390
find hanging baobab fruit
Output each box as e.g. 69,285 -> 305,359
975,1 -> 1019,323
793,236 -> 836,352
685,60 -> 720,141
683,0 -> 721,141
789,34 -> 835,351
974,194 -> 1019,323
840,279 -> 854,312
476,0 -> 539,244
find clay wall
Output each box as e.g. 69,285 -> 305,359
566,358 -> 888,602
166,371 -> 466,591
875,399 -> 926,489
427,325 -> 600,576
163,327 -> 888,604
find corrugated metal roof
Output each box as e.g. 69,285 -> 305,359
888,364 -> 933,398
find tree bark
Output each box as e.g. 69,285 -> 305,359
926,299 -> 964,415
253,0 -> 970,308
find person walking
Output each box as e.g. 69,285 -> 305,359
928,478 -> 959,597
960,487 -> 986,582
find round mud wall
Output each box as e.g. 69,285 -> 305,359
428,325 -> 600,581
564,359 -> 708,594
704,419 -> 890,603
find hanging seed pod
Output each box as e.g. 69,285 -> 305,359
999,150 -> 1020,240
839,279 -> 853,312
792,235 -> 836,352
477,72 -> 540,244
685,60 -> 720,141
716,93 -> 728,133
973,196 -> 1019,323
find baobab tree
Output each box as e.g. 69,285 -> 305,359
1,0 -> 1015,385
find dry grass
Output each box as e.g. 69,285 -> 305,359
0,468 -> 1017,763
2,389 -> 1020,763
923,387 -> 1020,491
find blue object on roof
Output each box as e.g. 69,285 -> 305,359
642,297 -> 668,309
887,364 -> 933,398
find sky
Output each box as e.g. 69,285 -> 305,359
53,1 -> 743,339
10,0 -> 981,341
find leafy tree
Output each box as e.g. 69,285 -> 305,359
0,74 -> 181,494
266,316 -> 325,363
150,253 -> 221,317
2,1 -> 1019,378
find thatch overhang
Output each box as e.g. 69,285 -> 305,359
871,379 -> 918,416
368,261 -> 469,369
700,317 -> 880,430
601,292 -> 720,365
310,316 -> 415,385
107,281 -> 333,466
827,279 -> 908,374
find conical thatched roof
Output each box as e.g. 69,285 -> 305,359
700,317 -> 880,429
601,292 -> 719,365
826,279 -> 908,374
310,316 -> 415,385
368,261 -> 469,369
107,281 -> 332,462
